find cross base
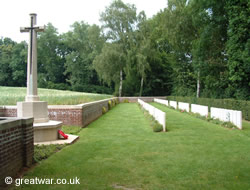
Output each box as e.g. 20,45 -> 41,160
17,101 -> 49,123
26,95 -> 40,102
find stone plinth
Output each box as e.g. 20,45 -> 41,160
33,120 -> 62,142
17,101 -> 49,123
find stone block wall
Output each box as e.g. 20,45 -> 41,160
0,117 -> 34,187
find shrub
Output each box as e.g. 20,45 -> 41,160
102,106 -> 107,114
115,99 -> 119,105
153,122 -> 163,132
221,122 -> 237,129
34,144 -> 66,163
112,100 -> 115,107
123,99 -> 129,103
210,118 -> 221,125
138,104 -> 166,132
108,100 -> 112,110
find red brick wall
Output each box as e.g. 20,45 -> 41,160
81,99 -> 111,127
2,106 -> 17,117
0,97 -> 163,127
0,98 -> 118,127
48,107 -> 82,126
0,117 -> 34,187
1,106 -> 83,126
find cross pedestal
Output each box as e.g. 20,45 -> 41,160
17,14 -> 62,143
17,13 -> 49,123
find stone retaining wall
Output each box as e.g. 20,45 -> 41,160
0,117 -> 34,187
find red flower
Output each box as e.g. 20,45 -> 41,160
58,130 -> 68,139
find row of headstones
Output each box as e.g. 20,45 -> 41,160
138,99 -> 166,132
154,98 -> 242,130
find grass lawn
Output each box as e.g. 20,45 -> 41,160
0,86 -> 112,105
13,103 -> 250,190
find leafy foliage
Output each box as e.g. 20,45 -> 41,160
226,0 -> 250,99
0,0 -> 249,100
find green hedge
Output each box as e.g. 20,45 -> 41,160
166,96 -> 250,121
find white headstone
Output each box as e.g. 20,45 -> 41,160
178,102 -> 190,112
191,104 -> 208,117
138,99 -> 166,132
169,101 -> 177,109
211,107 -> 242,129
154,98 -> 168,106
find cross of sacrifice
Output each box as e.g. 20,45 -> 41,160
20,13 -> 45,102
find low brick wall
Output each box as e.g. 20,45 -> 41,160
80,98 -> 113,127
0,117 -> 34,187
1,106 -> 17,117
48,105 -> 83,126
0,98 -> 118,127
0,97 -> 164,127
119,97 -> 166,103
0,107 -> 3,117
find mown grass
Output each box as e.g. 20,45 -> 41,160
13,103 -> 250,190
0,86 -> 112,105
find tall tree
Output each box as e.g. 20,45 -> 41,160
155,0 -> 196,96
63,22 -> 108,93
191,0 -> 228,98
0,38 -> 16,86
98,0 -> 138,96
93,43 -> 125,95
37,23 -> 67,89
135,12 -> 151,96
226,0 -> 250,99
9,41 -> 27,86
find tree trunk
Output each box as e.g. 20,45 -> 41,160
119,69 -> 123,97
139,77 -> 144,97
196,71 -> 200,98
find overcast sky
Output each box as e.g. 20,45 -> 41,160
0,0 -> 167,42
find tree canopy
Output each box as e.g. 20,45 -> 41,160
0,0 -> 249,100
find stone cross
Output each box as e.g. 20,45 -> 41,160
20,13 -> 45,102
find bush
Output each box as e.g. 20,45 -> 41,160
34,144 -> 66,163
123,99 -> 129,103
102,106 -> 107,114
221,122 -> 237,129
167,96 -> 250,121
115,98 -> 119,105
138,104 -> 166,132
153,122 -> 163,132
47,82 -> 70,91
108,100 -> 112,110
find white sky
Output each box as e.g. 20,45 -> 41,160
0,0 -> 167,42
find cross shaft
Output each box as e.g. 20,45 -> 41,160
20,13 -> 45,102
